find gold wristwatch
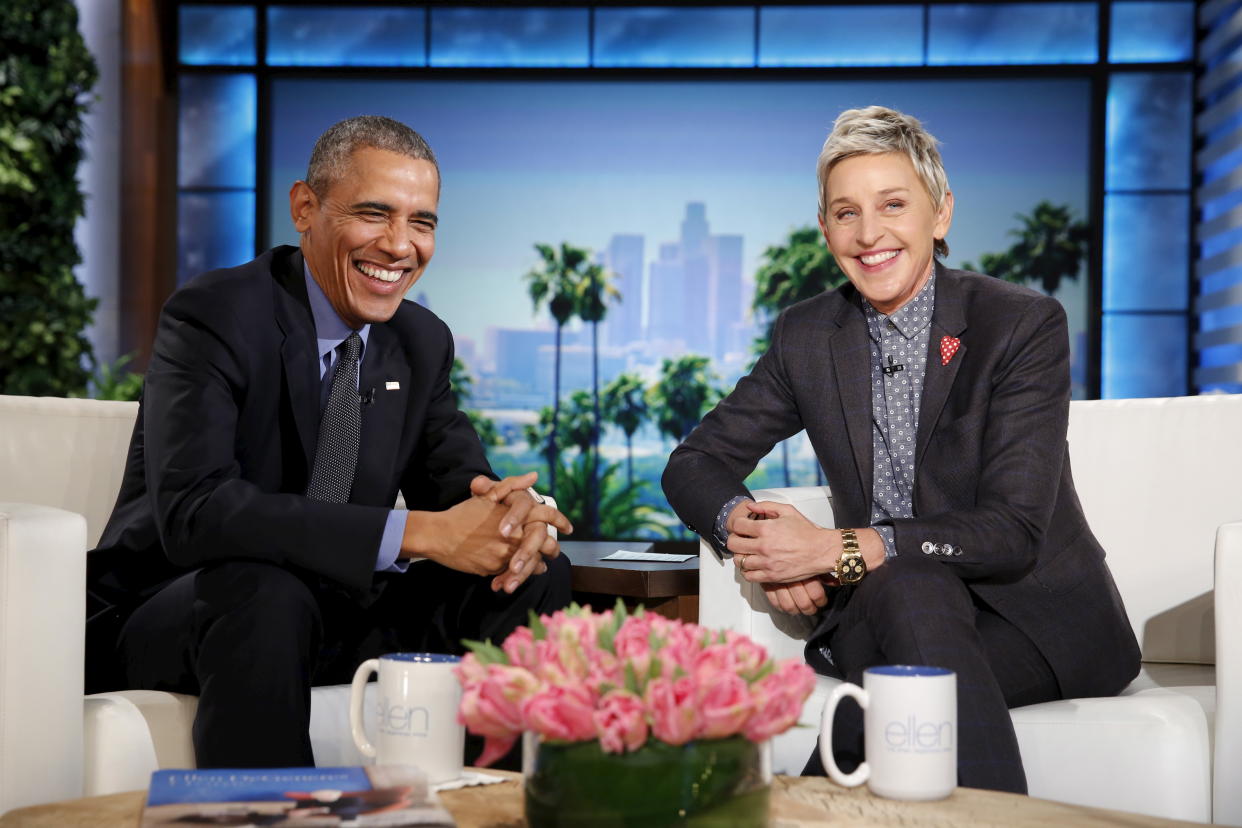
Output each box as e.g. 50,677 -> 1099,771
835,528 -> 867,584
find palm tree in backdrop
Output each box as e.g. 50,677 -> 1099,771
750,226 -> 849,485
526,391 -> 650,537
450,357 -> 500,447
961,202 -> 1089,295
602,372 -> 650,489
575,262 -> 619,536
648,356 -> 720,539
556,389 -> 597,460
751,226 -> 850,347
524,242 -> 590,499
648,355 -> 720,445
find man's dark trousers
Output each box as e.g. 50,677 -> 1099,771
118,554 -> 571,767
801,554 -> 1061,793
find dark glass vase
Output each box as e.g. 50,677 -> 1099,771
524,736 -> 769,827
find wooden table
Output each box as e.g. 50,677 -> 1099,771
0,773 -> 1204,827
559,540 -> 699,622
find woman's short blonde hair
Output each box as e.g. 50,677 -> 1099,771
817,106 -> 950,258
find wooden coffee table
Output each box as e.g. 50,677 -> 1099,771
559,540 -> 699,622
0,772 -> 1204,827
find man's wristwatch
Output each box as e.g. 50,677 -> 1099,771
835,528 -> 867,584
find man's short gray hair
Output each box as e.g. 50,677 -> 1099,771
816,106 -> 950,258
306,115 -> 438,196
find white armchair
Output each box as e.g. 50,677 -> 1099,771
699,394 -> 1242,824
0,394 -> 495,813
1,395 -> 134,813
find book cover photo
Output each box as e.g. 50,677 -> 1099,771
141,764 -> 454,827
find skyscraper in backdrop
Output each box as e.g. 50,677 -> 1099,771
604,234 -> 645,348
646,203 -> 743,359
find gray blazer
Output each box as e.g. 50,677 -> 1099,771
663,264 -> 1140,698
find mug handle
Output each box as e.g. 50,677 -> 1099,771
819,682 -> 870,788
349,658 -> 380,760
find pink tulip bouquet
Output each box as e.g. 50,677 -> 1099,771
456,601 -> 816,767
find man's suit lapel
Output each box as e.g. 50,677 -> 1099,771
828,293 -> 874,503
916,264 -> 967,469
353,324 -> 410,504
273,249 -> 320,469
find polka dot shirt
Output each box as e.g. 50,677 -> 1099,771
863,273 -> 936,557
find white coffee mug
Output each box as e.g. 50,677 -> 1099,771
349,653 -> 465,784
819,665 -> 956,800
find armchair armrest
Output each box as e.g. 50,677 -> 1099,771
0,503 -> 87,813
694,486 -> 838,773
697,486 -> 833,664
1214,521 -> 1242,825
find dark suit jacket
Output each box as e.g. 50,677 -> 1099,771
89,245 -> 492,623
663,264 -> 1140,699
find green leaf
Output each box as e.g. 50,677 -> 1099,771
597,622 -> 616,654
748,660 -> 775,684
462,638 -> 509,666
0,0 -> 98,397
528,610 -> 548,641
624,662 -> 641,695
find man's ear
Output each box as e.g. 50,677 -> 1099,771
289,180 -> 317,233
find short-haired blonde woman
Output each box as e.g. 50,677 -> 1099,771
663,106 -> 1139,794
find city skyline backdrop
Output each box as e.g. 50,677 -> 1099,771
263,76 -> 1094,531
268,77 -> 1091,370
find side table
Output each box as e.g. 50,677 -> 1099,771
558,540 -> 698,622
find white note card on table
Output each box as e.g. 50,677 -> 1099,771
602,549 -> 696,563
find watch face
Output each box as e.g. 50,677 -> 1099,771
839,555 -> 866,584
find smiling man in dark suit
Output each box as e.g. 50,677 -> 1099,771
88,116 -> 573,767
662,106 -> 1139,793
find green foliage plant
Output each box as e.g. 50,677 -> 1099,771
0,1 -> 100,396
87,353 -> 144,401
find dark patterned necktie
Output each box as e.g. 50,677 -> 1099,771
306,331 -> 362,502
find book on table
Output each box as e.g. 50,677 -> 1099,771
140,764 -> 455,826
